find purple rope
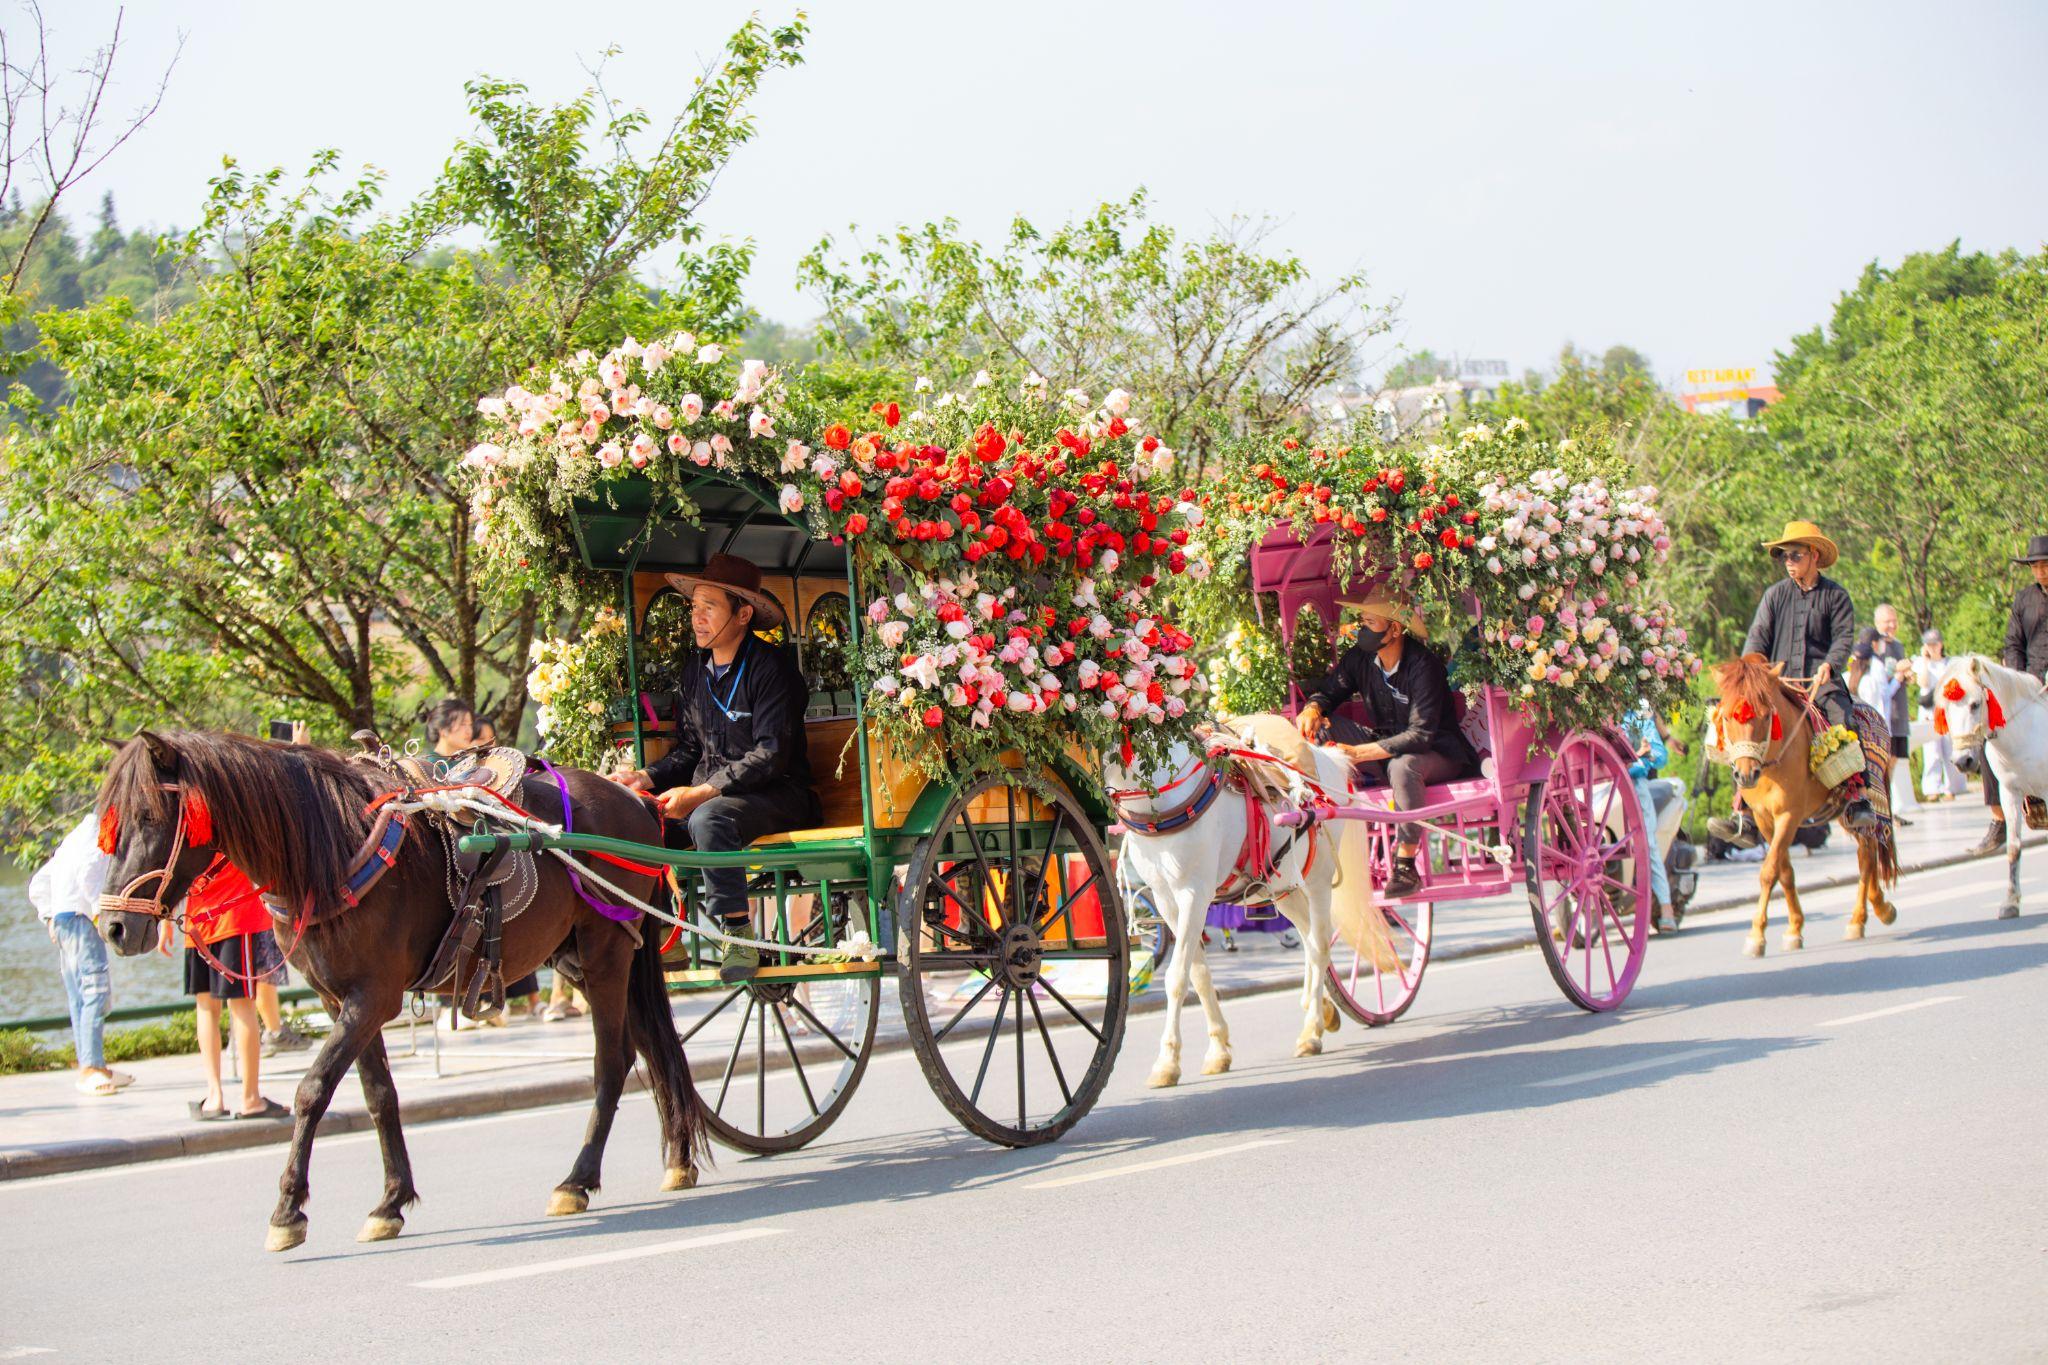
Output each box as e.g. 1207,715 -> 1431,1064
530,756 -> 643,922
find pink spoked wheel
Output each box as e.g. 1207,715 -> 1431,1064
1523,730 -> 1651,1012
1326,896 -> 1432,1026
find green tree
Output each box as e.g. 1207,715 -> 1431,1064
1765,244 -> 2048,643
800,189 -> 1394,465
1382,348 -> 1454,388
0,16 -> 808,854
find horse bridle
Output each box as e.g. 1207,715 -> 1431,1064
95,782 -> 220,926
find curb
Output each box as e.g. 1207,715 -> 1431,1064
3,833 -> 2032,1183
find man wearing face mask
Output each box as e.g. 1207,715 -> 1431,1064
615,555 -> 820,981
1296,593 -> 1479,899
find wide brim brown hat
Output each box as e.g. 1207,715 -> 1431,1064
665,553 -> 785,630
1760,520 -> 1839,570
1353,592 -> 1429,641
2012,535 -> 2048,565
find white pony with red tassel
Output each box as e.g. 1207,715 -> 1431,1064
1932,656 -> 2048,918
1103,713 -> 1397,1086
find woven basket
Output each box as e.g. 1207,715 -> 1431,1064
1811,739 -> 1862,789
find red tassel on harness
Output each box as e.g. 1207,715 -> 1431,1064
1987,690 -> 2007,732
97,807 -> 120,854
183,790 -> 213,846
1770,713 -> 1783,742
1120,727 -> 1135,769
1934,706 -> 1948,737
1942,679 -> 1967,703
1730,700 -> 1757,724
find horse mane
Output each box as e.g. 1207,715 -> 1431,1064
98,730 -> 395,914
1959,655 -> 2046,703
1713,657 -> 1788,721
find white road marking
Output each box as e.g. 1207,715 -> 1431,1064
1819,995 -> 1961,1027
1525,1045 -> 1730,1088
1026,1138 -> 1289,1189
412,1226 -> 784,1289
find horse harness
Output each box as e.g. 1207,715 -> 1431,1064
351,734 -> 543,1022
1114,747 -> 1325,909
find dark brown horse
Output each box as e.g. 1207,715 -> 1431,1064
93,730 -> 706,1252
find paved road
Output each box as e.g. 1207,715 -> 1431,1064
4,855 -> 2045,1363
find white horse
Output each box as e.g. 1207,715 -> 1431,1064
1933,655 -> 2048,918
1104,715 -> 1388,1087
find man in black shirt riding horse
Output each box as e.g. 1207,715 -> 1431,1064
1297,592 -> 1479,900
616,554 -> 819,981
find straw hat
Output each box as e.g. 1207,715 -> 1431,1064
664,553 -> 785,629
1760,520 -> 1839,571
1353,591 -> 1428,641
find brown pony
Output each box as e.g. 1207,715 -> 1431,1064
1713,658 -> 1898,956
93,730 -> 706,1252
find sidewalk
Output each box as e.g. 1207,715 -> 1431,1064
0,797 -> 2024,1182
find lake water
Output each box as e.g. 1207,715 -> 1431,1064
0,863 -> 187,1027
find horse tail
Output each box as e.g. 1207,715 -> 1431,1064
1873,827 -> 1899,887
625,912 -> 711,1175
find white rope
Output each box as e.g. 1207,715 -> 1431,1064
384,788 -> 882,963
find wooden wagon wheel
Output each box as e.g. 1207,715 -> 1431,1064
678,889 -> 882,1154
1522,730 -> 1652,1011
898,769 -> 1129,1147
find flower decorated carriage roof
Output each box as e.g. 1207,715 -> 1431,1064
568,470 -> 848,580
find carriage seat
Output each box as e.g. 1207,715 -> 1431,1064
742,716 -> 865,849
1346,773 -> 1498,817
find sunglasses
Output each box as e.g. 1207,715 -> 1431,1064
1770,546 -> 1810,564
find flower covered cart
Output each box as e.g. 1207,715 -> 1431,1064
458,342 -> 1210,1149
1204,422 -> 1701,1018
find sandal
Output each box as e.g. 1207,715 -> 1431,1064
231,1098 -> 292,1121
75,1070 -> 133,1097
188,1097 -> 229,1121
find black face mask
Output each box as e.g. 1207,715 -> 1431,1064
1350,622 -> 1386,655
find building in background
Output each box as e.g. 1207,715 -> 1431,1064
1680,365 -> 1780,418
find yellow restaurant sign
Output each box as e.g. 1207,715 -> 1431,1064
1684,366 -> 1757,387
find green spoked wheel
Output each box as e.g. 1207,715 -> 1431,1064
897,770 -> 1129,1147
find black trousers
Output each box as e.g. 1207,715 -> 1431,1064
1323,715 -> 1479,845
666,784 -> 820,924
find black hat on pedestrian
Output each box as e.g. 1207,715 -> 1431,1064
2014,535 -> 2048,565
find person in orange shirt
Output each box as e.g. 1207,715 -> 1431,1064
182,860 -> 290,1121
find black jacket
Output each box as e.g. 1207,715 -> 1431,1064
2005,583 -> 2048,678
1307,640 -> 1477,765
1743,574 -> 1856,680
645,635 -> 817,806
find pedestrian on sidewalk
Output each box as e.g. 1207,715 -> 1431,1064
1912,628 -> 1966,802
1621,703 -> 1678,933
182,860 -> 290,1122
27,814 -> 134,1097
1871,605 -> 1919,819
1973,536 -> 2048,855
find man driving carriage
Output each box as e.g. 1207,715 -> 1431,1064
1717,520 -> 1883,837
1295,592 -> 1480,899
616,554 -> 821,982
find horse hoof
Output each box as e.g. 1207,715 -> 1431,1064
1997,903 -> 2019,920
357,1215 -> 403,1243
1743,937 -> 1765,959
1201,1052 -> 1232,1076
265,1218 -> 308,1253
1294,1037 -> 1323,1058
1146,1066 -> 1180,1089
1782,933 -> 1803,952
1321,1000 -> 1341,1033
1843,922 -> 1864,941
546,1187 -> 589,1217
661,1165 -> 698,1193
1873,903 -> 1897,926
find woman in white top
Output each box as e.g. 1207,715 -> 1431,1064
1911,628 -> 1966,800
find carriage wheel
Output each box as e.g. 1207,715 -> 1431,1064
899,771 -> 1129,1147
679,892 -> 882,1154
1326,897 -> 1432,1027
1523,731 -> 1651,1012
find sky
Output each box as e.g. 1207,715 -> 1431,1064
35,0 -> 2048,388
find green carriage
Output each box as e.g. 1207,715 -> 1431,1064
467,468 -> 1135,1150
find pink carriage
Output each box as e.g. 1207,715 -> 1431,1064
1252,521 -> 1655,1021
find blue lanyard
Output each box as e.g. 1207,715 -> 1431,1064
708,653 -> 750,722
